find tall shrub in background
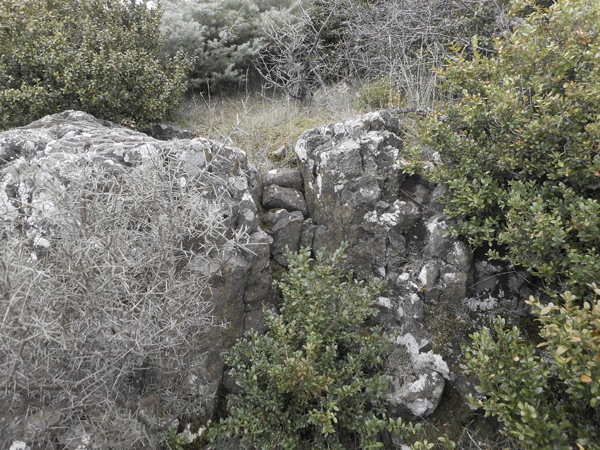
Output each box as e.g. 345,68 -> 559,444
0,0 -> 189,130
160,0 -> 296,92
411,0 -> 600,446
210,245 -> 415,449
258,0 -> 510,105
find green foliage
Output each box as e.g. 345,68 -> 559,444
464,287 -> 600,449
413,0 -> 600,297
164,425 -> 191,450
210,244 -> 417,449
0,0 -> 190,130
161,0 -> 296,91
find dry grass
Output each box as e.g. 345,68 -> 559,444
170,87 -> 369,172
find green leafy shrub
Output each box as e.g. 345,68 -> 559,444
164,424 -> 191,450
0,0 -> 190,130
412,0 -> 600,297
465,287 -> 600,449
411,0 -> 600,446
210,244 -> 416,449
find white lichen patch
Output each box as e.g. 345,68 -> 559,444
397,272 -> 410,283
377,296 -> 393,309
464,296 -> 498,311
364,200 -> 417,229
295,139 -> 308,162
243,208 -> 255,222
409,373 -> 428,393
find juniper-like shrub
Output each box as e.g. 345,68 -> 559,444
160,0 -> 296,92
210,244 -> 415,449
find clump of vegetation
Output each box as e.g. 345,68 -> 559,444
409,0 -> 600,446
413,0 -> 600,298
0,148 -> 247,447
0,0 -> 189,130
465,288 -> 600,449
172,90 -> 363,172
209,244 -> 418,449
357,75 -> 406,110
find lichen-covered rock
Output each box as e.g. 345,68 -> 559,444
388,370 -> 445,418
0,111 -> 274,445
296,111 -> 407,272
262,184 -> 308,216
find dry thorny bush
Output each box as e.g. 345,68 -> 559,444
258,0 -> 510,107
0,148 -> 249,448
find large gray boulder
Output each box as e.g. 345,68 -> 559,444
0,111 -> 274,448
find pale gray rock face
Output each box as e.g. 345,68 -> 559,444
262,184 -> 308,216
388,370 -> 445,418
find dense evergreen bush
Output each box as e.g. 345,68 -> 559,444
161,0 -> 295,91
210,245 -> 416,449
414,0 -> 600,297
0,0 -> 189,130
411,0 -> 600,446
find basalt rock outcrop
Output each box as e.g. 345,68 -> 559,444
1,110 -> 536,449
261,110 -> 537,422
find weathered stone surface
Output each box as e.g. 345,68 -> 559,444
296,111 -> 407,272
262,184 -> 308,216
263,167 -> 303,191
241,229 -> 274,312
146,123 -> 191,141
446,241 -> 473,272
300,218 -> 318,251
264,209 -> 304,267
423,215 -> 452,258
438,268 -> 469,303
388,370 -> 445,418
0,111 -> 275,444
385,334 -> 449,418
244,309 -> 267,336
